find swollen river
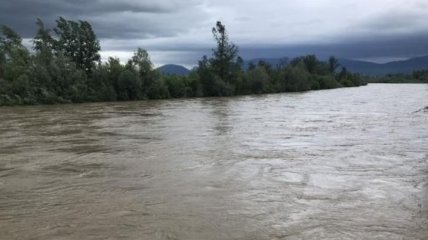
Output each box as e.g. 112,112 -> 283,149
1,84 -> 427,239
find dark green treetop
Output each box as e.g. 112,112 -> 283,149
54,17 -> 100,74
211,21 -> 239,83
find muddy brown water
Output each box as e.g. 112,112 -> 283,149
0,84 -> 427,239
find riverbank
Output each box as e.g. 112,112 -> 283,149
0,80 -> 368,107
1,18 -> 367,107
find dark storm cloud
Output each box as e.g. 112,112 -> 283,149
1,0 -> 428,65
0,0 -> 203,38
238,33 -> 428,61
1,0 -> 176,16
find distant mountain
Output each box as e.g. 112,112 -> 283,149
157,64 -> 190,76
339,56 -> 428,76
247,55 -> 428,76
158,55 -> 428,77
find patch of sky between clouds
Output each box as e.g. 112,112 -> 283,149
100,50 -> 201,69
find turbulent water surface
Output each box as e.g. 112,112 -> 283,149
1,84 -> 427,240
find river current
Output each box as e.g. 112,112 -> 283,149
1,84 -> 427,239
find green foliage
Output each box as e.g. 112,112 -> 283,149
87,63 -> 117,101
371,70 -> 428,83
130,48 -> 152,75
282,62 -> 312,92
302,55 -> 318,74
117,70 -> 141,101
145,73 -> 169,99
196,21 -> 243,96
197,55 -> 215,96
1,25 -> 22,46
0,18 -> 368,107
315,75 -> 338,89
336,67 -> 366,87
105,57 -> 125,94
246,66 -> 270,94
0,25 -> 31,83
11,74 -> 30,96
210,21 -> 239,83
165,75 -> 188,98
328,56 -> 340,74
33,19 -> 55,65
412,70 -> 428,82
54,17 -> 100,74
187,71 -> 203,97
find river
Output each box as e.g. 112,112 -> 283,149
0,84 -> 427,239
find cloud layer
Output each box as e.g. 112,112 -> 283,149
1,0 -> 428,66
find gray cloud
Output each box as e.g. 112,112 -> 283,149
1,0 -> 428,66
0,0 -> 205,38
239,33 -> 428,61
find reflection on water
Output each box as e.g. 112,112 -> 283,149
0,84 -> 427,239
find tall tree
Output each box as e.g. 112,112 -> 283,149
0,25 -> 22,47
210,21 -> 239,83
54,17 -> 100,74
130,48 -> 152,75
33,18 -> 55,65
197,55 -> 214,96
0,30 -> 5,80
328,56 -> 340,74
302,55 -> 318,74
0,25 -> 30,81
128,48 -> 168,99
128,48 -> 152,96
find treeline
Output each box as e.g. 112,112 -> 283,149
368,70 -> 428,83
0,19 -> 367,106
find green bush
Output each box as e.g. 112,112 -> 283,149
117,70 -> 141,101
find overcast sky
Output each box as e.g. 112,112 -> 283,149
1,0 -> 428,67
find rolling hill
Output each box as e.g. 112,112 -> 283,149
245,55 -> 428,76
339,55 -> 428,76
157,64 -> 190,76
157,55 -> 428,76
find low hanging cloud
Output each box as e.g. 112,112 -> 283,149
1,0 -> 428,66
